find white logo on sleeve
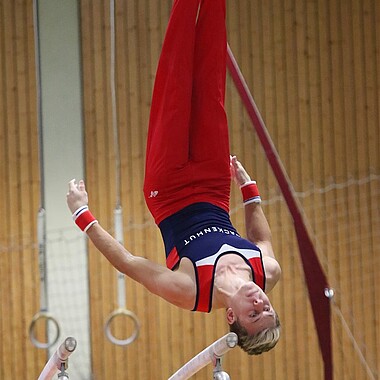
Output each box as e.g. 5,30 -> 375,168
149,190 -> 159,198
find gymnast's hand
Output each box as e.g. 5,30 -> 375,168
230,155 -> 252,186
66,179 -> 89,213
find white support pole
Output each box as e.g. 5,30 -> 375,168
37,337 -> 77,380
168,333 -> 238,380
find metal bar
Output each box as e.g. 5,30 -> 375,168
168,333 -> 237,380
37,337 -> 77,380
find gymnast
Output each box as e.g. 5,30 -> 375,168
67,0 -> 281,355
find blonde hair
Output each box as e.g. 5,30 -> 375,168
229,313 -> 281,355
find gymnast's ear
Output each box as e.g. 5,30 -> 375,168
226,308 -> 236,325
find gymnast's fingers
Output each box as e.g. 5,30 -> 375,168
68,179 -> 77,192
78,180 -> 85,192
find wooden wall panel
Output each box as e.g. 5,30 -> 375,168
0,0 -> 45,379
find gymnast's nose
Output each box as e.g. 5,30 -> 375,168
253,298 -> 264,312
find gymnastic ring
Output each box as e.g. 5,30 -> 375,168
104,308 -> 140,346
29,311 -> 60,349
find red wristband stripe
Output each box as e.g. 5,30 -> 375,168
75,210 -> 98,232
240,181 -> 261,204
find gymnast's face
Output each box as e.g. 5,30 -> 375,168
226,282 -> 276,335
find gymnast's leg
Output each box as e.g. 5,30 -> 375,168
144,0 -> 230,224
144,0 -> 202,224
189,0 -> 230,212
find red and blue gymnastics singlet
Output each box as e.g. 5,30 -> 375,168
159,202 -> 266,313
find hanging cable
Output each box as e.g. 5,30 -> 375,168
110,0 -> 121,208
29,0 -> 60,349
331,301 -> 376,380
104,0 -> 140,346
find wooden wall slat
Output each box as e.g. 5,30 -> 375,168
271,3 -> 294,379
91,0 -> 116,377
371,1 -> 380,372
354,0 -> 376,361
0,1 -> 5,375
289,2 -> 315,378
114,0 -> 133,378
0,0 -> 11,378
348,3 -> 370,379
317,2 -> 345,377
15,0 -> 30,374
286,2 -> 306,377
21,0 -> 39,372
7,1 -> 27,378
306,2 -> 326,378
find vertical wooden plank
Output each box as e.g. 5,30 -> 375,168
351,0 -> 378,375
248,0 -> 267,187
318,0 -> 343,375
100,0 -> 117,376
0,2 -> 10,377
259,2 -> 284,379
123,1 -> 142,378
305,3 -> 327,377
158,296 -> 171,378
24,0 -> 43,375
296,0 -> 325,376
346,2 -> 367,379
81,1 -> 114,378
78,2 -> 102,378
80,2 -> 99,377
279,35 -> 305,376
15,0 -> 30,372
129,1 -> 150,378
283,1 -> 309,379
271,1 -> 293,379
114,1 -> 140,379
275,1 -> 300,378
329,1 -> 352,377
310,4 -> 326,376
367,0 -> 380,372
102,2 -> 129,379
0,1 -> 9,378
4,2 -> 22,377
307,4 -> 331,331
145,3 -> 167,376
307,0 -> 327,275
9,1 -> 24,367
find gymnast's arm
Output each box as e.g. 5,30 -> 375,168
66,180 -> 194,310
230,156 -> 281,291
